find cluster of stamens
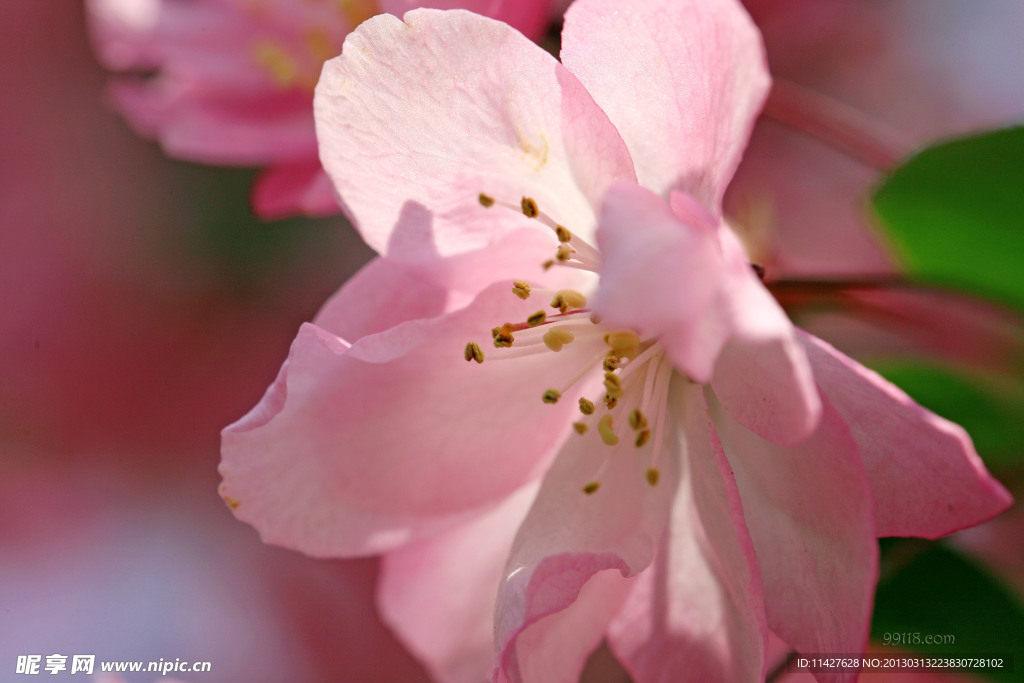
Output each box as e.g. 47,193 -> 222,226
464,194 -> 672,496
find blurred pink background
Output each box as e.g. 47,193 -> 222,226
1,0 -> 431,679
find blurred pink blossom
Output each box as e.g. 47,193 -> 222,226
731,0 -> 1024,278
86,0 -> 557,218
721,0 -> 1024,390
220,3 -> 1011,681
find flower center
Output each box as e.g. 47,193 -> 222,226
465,195 -> 674,495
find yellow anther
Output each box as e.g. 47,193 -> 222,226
603,354 -> 620,372
604,395 -> 619,410
573,421 -> 588,435
521,196 -> 539,218
578,397 -> 595,415
512,280 -> 531,300
635,429 -> 651,448
555,225 -> 572,242
542,259 -> 555,271
604,330 -> 640,356
582,481 -> 600,495
479,193 -> 495,207
556,244 -> 573,262
493,323 -> 515,347
628,409 -> 648,430
542,389 -> 562,404
646,468 -> 660,486
603,372 -> 625,399
464,341 -> 484,364
542,327 -> 575,352
598,414 -> 619,446
550,289 -> 587,313
527,310 -> 547,327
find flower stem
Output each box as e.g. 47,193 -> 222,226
762,79 -> 911,170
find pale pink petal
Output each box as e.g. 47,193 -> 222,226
607,384 -> 768,683
799,333 -> 1013,538
379,483 -> 538,683
308,256 -> 451,342
708,223 -> 821,444
376,0 -> 553,40
494,378 -> 689,681
561,0 -> 770,209
314,9 -> 634,268
708,388 -> 876,682
497,567 -> 633,683
220,282 -> 596,557
594,183 -> 820,444
252,163 -> 339,218
593,183 -> 727,381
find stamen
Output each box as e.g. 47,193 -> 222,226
597,414 -> 618,446
579,397 -> 595,415
604,395 -> 619,410
527,310 -> 547,327
635,429 -> 651,448
582,481 -> 600,495
542,327 -> 575,352
573,421 -> 588,435
628,408 -> 648,430
603,353 -> 620,372
512,280 -> 531,299
464,341 -> 484,364
550,289 -> 587,313
521,196 -> 539,218
646,468 -> 660,486
492,324 -> 515,347
604,330 -> 640,357
476,192 -> 600,272
542,389 -> 562,404
603,372 -> 624,399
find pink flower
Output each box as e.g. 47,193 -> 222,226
86,0 -> 556,218
220,1 -> 1011,681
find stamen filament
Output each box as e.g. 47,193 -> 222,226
617,343 -> 662,382
646,355 -> 674,473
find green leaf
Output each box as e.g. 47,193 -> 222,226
871,359 -> 1024,469
873,541 -> 1024,683
873,127 -> 1024,310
